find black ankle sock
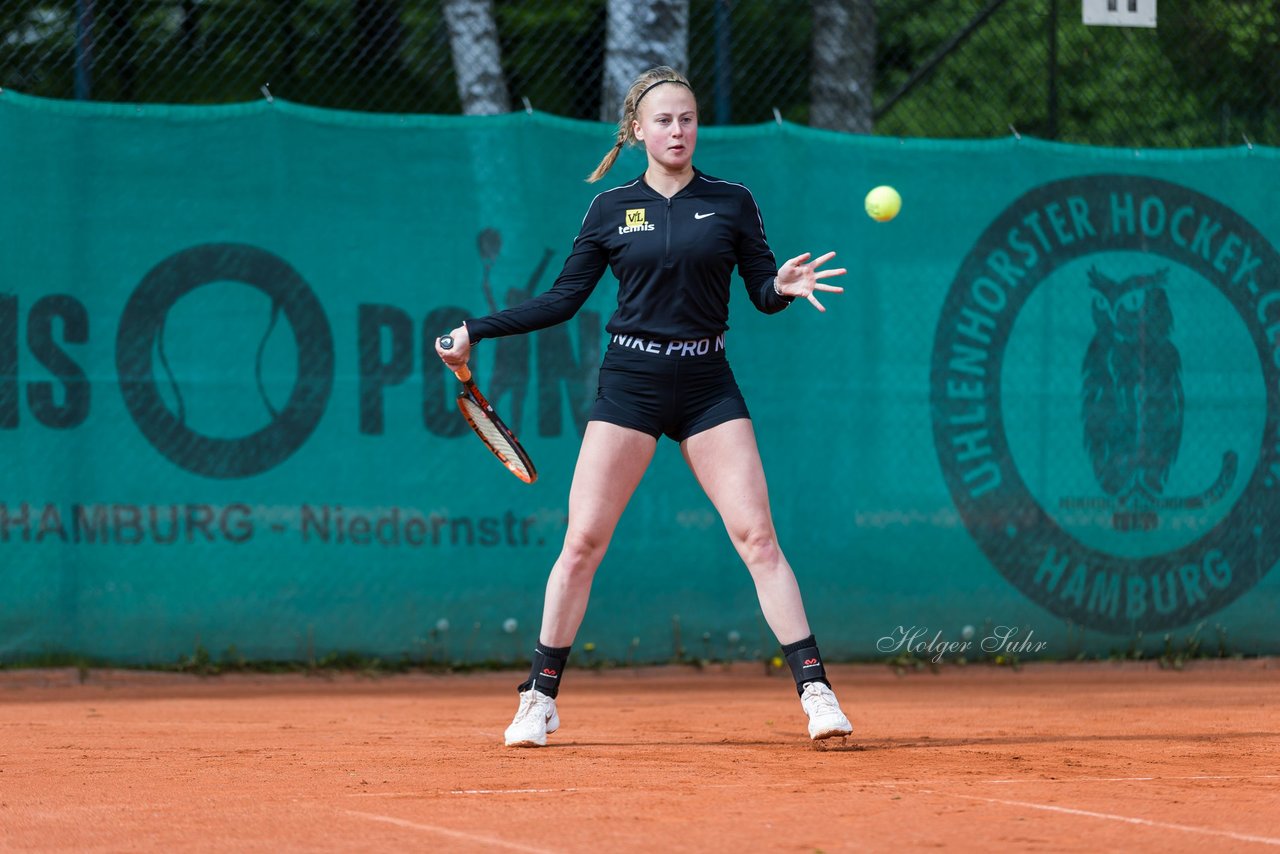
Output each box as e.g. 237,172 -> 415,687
518,643 -> 571,698
781,634 -> 831,696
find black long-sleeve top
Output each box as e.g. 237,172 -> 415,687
464,169 -> 792,342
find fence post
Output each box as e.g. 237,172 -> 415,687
713,0 -> 732,124
74,0 -> 94,100
1047,0 -> 1060,139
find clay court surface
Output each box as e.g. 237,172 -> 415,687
1,661 -> 1277,852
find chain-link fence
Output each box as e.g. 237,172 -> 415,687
3,0 -> 1277,147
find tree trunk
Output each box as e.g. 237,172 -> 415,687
442,0 -> 510,115
811,0 -> 876,133
601,0 -> 689,122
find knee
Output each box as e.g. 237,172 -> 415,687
557,528 -> 609,577
734,526 -> 782,568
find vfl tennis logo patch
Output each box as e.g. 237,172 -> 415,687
930,175 -> 1280,634
619,208 -> 655,235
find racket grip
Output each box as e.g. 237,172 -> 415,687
438,335 -> 472,383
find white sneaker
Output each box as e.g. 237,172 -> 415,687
800,682 -> 852,740
504,689 -> 560,747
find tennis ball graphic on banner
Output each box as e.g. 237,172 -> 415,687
864,185 -> 902,222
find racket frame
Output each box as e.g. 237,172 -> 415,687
440,336 -> 537,484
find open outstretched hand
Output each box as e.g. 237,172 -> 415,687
775,251 -> 846,312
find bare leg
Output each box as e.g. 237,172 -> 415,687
681,418 -> 812,645
538,420 -> 657,647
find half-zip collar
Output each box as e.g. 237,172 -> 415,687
637,167 -> 700,201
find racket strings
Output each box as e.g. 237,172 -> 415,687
458,397 -> 534,482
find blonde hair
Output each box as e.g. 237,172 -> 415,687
586,66 -> 694,183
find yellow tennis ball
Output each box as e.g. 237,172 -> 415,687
865,185 -> 902,222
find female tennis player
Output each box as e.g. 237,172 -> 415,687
436,66 -> 852,747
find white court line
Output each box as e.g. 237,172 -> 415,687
452,788 -> 580,795
348,788 -> 577,797
985,777 -> 1152,784
926,791 -> 1280,847
345,774 -> 1280,799
982,774 -> 1280,785
343,810 -> 558,854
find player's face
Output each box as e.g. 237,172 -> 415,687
633,85 -> 698,172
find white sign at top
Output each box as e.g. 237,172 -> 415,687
1082,0 -> 1157,28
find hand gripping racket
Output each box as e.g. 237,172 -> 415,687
439,336 -> 537,484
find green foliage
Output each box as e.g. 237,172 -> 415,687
1157,0 -> 1280,144
495,0 -> 605,119
0,649 -> 103,682
1101,622 -> 1243,666
875,0 -> 1273,146
0,625 -> 1257,678
1157,623 -> 1242,669
694,0 -> 812,126
885,648 -> 941,675
2,0 -> 1273,145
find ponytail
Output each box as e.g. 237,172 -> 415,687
587,139 -> 625,184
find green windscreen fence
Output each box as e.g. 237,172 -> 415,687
2,90 -> 1277,665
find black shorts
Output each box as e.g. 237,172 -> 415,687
589,333 -> 750,442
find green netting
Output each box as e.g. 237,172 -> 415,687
2,91 -> 1277,665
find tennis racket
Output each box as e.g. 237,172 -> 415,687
439,335 -> 537,484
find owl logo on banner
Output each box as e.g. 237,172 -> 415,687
1082,267 -> 1184,517
1074,266 -> 1238,532
930,175 -> 1279,634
